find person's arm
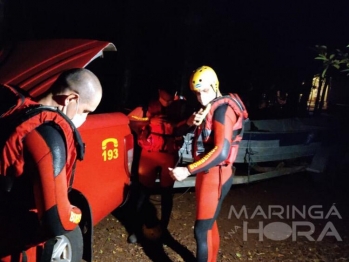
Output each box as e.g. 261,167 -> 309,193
23,123 -> 81,236
188,104 -> 236,174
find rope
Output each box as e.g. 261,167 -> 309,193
150,126 -> 197,203
244,133 -> 256,184
149,187 -> 191,204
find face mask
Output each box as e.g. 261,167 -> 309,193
198,92 -> 215,106
60,97 -> 85,128
70,98 -> 87,128
197,86 -> 217,106
71,113 -> 86,128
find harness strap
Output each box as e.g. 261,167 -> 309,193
21,105 -> 85,161
230,97 -> 245,111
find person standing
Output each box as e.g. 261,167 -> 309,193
128,89 -> 191,243
0,68 -> 103,260
169,66 -> 248,262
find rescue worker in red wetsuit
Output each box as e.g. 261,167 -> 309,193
0,68 -> 102,261
128,89 -> 191,243
169,66 -> 248,262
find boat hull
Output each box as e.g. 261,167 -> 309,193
174,116 -> 336,187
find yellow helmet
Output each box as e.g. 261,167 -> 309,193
189,65 -> 219,92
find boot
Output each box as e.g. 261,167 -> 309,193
127,184 -> 150,243
160,186 -> 173,231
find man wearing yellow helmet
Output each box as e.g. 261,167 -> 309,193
169,65 -> 248,262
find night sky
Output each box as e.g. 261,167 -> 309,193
2,0 -> 349,108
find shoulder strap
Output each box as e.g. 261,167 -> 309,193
208,93 -> 248,119
18,105 -> 85,161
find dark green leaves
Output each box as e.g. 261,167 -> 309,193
314,45 -> 349,77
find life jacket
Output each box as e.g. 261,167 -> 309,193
0,84 -> 85,192
202,93 -> 248,165
138,120 -> 175,152
137,99 -> 189,153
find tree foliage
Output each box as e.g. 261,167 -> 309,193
314,45 -> 349,77
312,45 -> 349,113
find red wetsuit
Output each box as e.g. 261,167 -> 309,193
188,95 -> 246,262
0,100 -> 82,261
128,99 -> 189,235
129,99 -> 182,189
128,100 -> 177,232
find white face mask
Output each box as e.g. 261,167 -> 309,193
71,113 -> 86,128
70,98 -> 87,128
198,95 -> 212,106
197,89 -> 216,106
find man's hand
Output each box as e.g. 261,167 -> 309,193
187,104 -> 212,126
168,167 -> 191,181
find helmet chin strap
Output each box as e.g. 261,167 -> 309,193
210,84 -> 218,99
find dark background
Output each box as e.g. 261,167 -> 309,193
1,0 -> 349,110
